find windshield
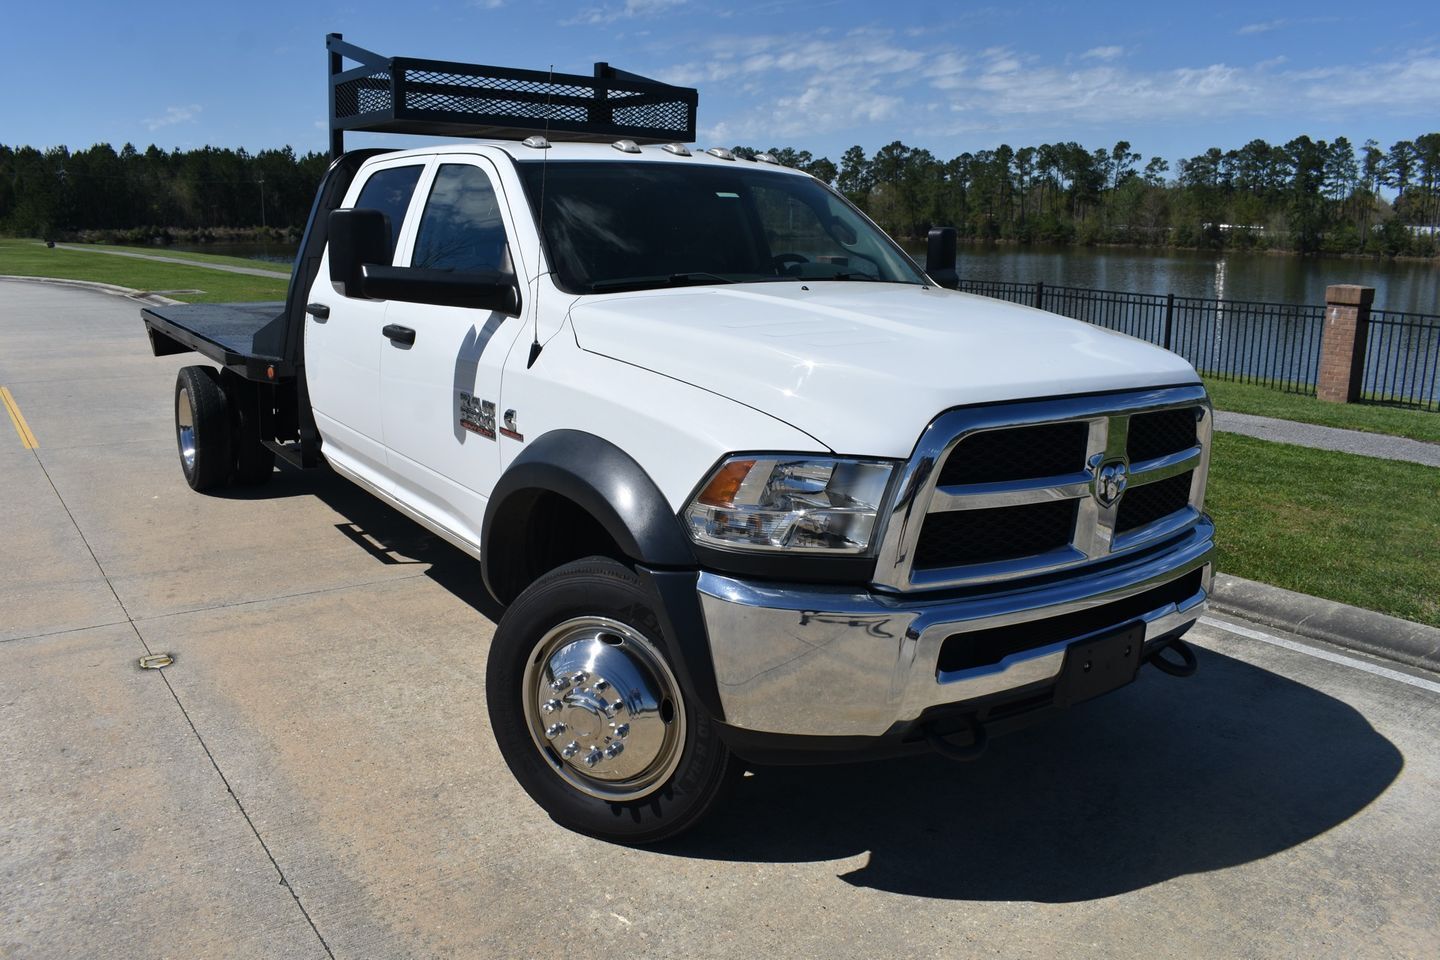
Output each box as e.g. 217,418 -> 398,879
517,160 -> 926,294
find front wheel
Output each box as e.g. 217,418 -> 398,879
486,558 -> 739,843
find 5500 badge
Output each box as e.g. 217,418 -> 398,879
459,393 -> 496,439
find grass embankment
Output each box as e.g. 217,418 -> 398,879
1207,432 -> 1440,627
1206,379 -> 1440,445
0,238 -> 288,303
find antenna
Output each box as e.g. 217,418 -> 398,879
527,66 -> 554,369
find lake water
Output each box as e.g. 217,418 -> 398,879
180,240 -> 1440,316
941,244 -> 1440,316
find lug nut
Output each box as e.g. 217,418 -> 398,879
571,671 -> 589,686
593,678 -> 609,691
549,677 -> 570,692
584,748 -> 603,768
545,723 -> 566,740
613,723 -> 630,738
540,699 -> 562,714
561,741 -> 579,759
605,743 -> 624,759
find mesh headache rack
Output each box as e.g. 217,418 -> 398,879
326,33 -> 698,158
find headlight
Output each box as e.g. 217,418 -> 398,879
684,456 -> 894,553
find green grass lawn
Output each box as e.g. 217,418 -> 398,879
1206,378 -> 1440,444
0,238 -> 288,303
1207,432 -> 1440,627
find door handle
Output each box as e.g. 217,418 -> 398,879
382,324 -> 416,346
305,302 -> 330,320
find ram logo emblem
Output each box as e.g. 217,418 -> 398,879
1094,459 -> 1129,508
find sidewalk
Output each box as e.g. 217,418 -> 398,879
52,243 -> 289,279
1213,410 -> 1440,467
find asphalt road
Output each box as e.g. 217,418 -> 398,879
3,280 -> 1438,960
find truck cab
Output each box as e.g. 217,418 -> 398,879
143,36 -> 1213,843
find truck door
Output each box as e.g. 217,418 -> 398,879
306,158 -> 428,490
379,157 -> 526,550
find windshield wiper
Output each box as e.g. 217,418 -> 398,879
590,272 -> 736,293
823,272 -> 881,281
668,272 -> 735,285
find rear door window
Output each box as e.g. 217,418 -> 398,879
353,164 -> 424,261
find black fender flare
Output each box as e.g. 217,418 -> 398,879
481,429 -> 696,599
481,430 -> 723,719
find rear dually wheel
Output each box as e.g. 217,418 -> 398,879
174,366 -> 232,492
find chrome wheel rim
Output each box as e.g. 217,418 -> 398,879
176,387 -> 196,472
522,616 -> 686,801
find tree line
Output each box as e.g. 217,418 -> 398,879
735,134 -> 1440,257
3,133 -> 1438,257
0,142 -> 330,242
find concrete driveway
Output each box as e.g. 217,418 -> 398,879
2,280 -> 1437,959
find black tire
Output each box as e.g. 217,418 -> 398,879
486,557 -> 740,844
221,370 -> 276,487
174,366 -> 232,492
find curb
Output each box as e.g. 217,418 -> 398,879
1210,573 -> 1440,673
0,275 -> 183,306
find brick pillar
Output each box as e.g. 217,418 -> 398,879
1316,285 -> 1374,403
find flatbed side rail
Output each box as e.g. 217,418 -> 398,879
141,305 -> 292,381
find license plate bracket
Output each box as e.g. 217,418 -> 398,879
1053,622 -> 1145,708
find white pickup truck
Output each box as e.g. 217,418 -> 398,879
141,37 -> 1213,842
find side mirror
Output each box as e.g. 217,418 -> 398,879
328,208 -> 390,298
925,227 -> 959,290
361,265 -> 522,316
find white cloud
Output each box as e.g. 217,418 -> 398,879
663,33 -> 1440,146
1238,19 -> 1287,35
659,31 -> 928,141
1081,45 -> 1124,62
145,104 -> 202,131
563,0 -> 686,26
470,0 -> 505,8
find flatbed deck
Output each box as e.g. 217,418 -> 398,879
142,301 -> 292,379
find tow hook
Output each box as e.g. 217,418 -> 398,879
1147,636 -> 1199,677
925,715 -> 988,762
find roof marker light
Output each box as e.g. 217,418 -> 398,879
706,147 -> 736,161
522,135 -> 551,149
755,153 -> 780,165
611,139 -> 642,154
662,143 -> 692,156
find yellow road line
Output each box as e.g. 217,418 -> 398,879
1,386 -> 39,449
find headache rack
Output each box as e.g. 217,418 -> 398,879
326,33 -> 698,158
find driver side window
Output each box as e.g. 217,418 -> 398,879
411,163 -> 512,273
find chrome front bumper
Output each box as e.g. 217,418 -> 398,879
697,519 -> 1213,738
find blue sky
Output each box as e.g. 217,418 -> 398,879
3,1 -> 1436,168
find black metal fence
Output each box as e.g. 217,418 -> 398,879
958,278 -> 1439,411
1365,310 -> 1440,411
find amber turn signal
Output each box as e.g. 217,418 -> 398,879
696,458 -> 756,506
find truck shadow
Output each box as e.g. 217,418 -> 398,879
220,463 -> 507,621
227,466 -> 1403,903
666,646 -> 1403,903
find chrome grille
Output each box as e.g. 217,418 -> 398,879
1127,408 -> 1199,463
872,386 -> 1211,592
937,421 -> 1089,485
914,500 -> 1078,568
1116,471 -> 1194,533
